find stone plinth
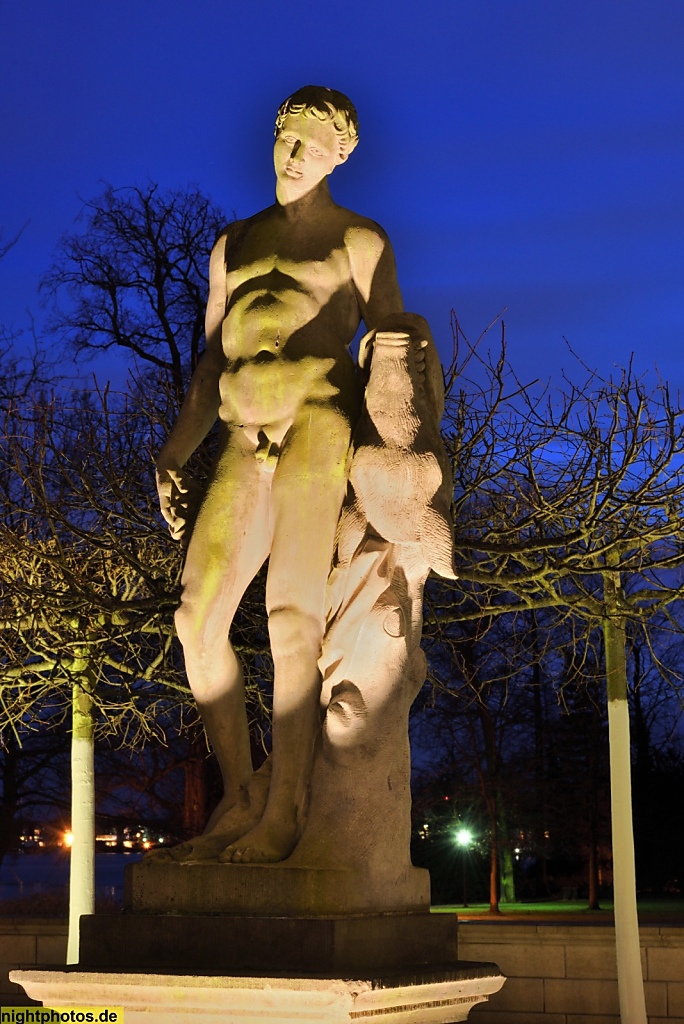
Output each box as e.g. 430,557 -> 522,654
11,965 -> 506,1024
11,856 -> 506,1021
79,911 -> 457,975
125,860 -> 430,916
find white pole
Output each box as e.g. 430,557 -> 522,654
603,580 -> 647,1024
66,670 -> 95,965
606,693 -> 647,1023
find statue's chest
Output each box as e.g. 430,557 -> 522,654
227,243 -> 350,299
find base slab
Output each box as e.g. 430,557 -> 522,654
11,966 -> 506,1024
80,911 -> 457,974
125,860 -> 430,916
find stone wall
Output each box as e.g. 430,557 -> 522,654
0,918 -> 67,1005
2,915 -> 684,1022
460,919 -> 684,1023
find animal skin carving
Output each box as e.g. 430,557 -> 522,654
337,322 -> 456,581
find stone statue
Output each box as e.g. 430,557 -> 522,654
12,87 -> 508,1023
153,85 -> 454,872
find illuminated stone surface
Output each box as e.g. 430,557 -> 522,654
11,967 -> 505,1024
10,88 -> 505,1023
152,85 -> 403,869
150,85 -> 455,894
125,862 -> 430,916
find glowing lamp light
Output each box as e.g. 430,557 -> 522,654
455,827 -> 473,848
63,831 -> 74,847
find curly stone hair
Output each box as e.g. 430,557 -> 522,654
274,86 -> 359,159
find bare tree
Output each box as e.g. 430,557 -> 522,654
432,324 -> 684,1022
42,184 -> 225,403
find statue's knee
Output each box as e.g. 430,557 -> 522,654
268,606 -> 322,657
175,599 -> 211,661
174,600 -> 194,650
175,599 -> 240,702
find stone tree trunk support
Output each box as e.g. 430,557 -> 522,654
602,568 -> 647,1024
66,655 -> 96,965
286,324 -> 457,892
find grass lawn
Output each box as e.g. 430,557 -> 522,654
431,899 -> 684,923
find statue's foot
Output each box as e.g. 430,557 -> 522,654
166,832 -> 234,863
142,845 -> 174,863
153,767 -> 274,863
203,790 -> 240,835
141,834 -> 222,863
140,801 -> 257,864
144,761 -> 275,864
173,803 -> 265,862
218,817 -> 298,864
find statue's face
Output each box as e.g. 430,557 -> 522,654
274,112 -> 343,197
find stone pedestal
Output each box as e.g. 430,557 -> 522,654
125,860 -> 430,916
12,965 -> 506,1023
79,909 -> 457,975
11,864 -> 505,1021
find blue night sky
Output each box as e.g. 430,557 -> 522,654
2,0 -> 684,389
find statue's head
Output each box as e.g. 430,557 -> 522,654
275,86 -> 359,162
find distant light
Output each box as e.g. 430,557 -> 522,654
63,831 -> 74,848
455,828 -> 473,848
158,837 -> 164,844
514,847 -> 521,854
142,840 -> 151,850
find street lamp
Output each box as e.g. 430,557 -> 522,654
454,827 -> 473,907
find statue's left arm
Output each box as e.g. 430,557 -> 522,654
344,225 -> 440,411
345,224 -> 403,330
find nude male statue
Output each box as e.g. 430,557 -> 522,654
155,86 -> 427,864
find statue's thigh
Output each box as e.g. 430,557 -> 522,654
181,441 -> 272,615
266,407 -> 350,616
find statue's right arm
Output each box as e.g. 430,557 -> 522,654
155,228 -> 231,538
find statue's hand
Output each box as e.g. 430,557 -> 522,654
361,314 -> 429,383
413,337 -> 428,381
156,464 -> 200,543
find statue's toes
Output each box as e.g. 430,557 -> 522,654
142,847 -> 173,863
182,841 -> 222,863
218,843 -> 273,864
218,845 -> 240,863
168,842 -> 197,861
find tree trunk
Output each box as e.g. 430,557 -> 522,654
587,701 -> 601,910
0,731 -> 20,869
498,808 -> 516,903
488,807 -> 500,913
587,831 -> 600,911
66,662 -> 96,965
477,704 -> 501,914
602,574 -> 647,1024
530,612 -> 551,896
499,843 -> 516,904
183,734 -> 208,834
